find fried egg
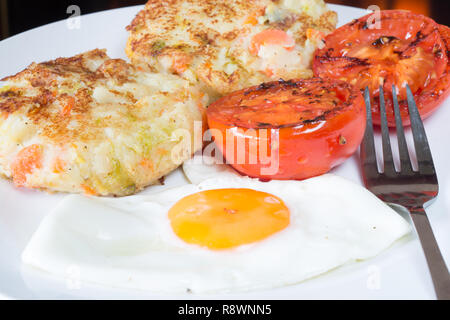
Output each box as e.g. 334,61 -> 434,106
22,161 -> 411,294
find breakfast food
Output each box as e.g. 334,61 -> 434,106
22,171 -> 410,293
0,49 -> 206,196
126,0 -> 337,98
9,3 -> 445,298
206,78 -> 366,180
313,10 -> 450,126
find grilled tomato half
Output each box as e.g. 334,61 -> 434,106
313,10 -> 450,126
206,78 -> 365,180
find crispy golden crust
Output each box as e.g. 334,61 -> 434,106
0,50 -> 205,196
126,0 -> 337,97
1,50 -> 113,143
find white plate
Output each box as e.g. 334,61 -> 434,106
0,4 -> 449,300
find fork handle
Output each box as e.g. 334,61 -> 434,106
410,207 -> 450,300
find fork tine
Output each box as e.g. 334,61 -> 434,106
379,86 -> 396,175
360,87 -> 379,176
406,85 -> 436,175
392,85 -> 413,173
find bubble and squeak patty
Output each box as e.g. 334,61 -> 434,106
0,49 -> 207,196
126,0 -> 337,99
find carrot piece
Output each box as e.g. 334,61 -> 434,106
306,28 -> 325,42
81,184 -> 97,196
11,144 -> 43,187
263,68 -> 274,77
61,96 -> 76,116
245,13 -> 259,25
140,158 -> 154,171
172,53 -> 190,74
244,8 -> 265,25
52,157 -> 66,173
249,29 -> 296,56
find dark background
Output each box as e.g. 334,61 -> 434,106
0,0 -> 449,41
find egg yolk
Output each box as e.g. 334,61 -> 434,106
168,189 -> 290,250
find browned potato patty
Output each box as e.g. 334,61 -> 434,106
126,0 -> 337,99
0,49 -> 207,196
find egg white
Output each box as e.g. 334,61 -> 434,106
22,161 -> 411,294
182,154 -> 238,184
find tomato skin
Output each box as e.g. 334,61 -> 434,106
370,23 -> 450,126
206,79 -> 366,180
412,24 -> 450,125
313,10 -> 450,127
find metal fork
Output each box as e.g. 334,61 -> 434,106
360,85 -> 450,300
